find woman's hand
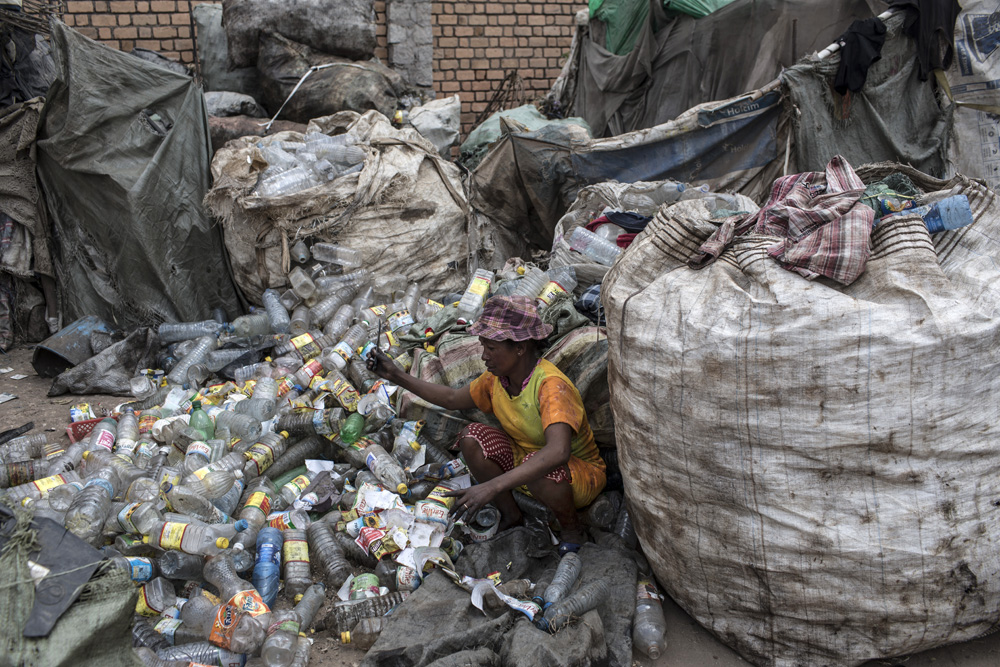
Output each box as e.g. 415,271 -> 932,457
445,481 -> 500,523
367,348 -> 403,383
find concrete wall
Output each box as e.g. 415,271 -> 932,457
60,0 -> 581,133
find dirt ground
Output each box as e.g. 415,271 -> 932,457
3,343 -> 1000,667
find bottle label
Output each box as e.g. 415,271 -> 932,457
5,461 -> 34,487
31,473 -> 68,496
300,359 -> 324,382
44,446 -> 66,460
636,579 -> 663,602
244,491 -> 271,517
114,439 -> 138,458
268,617 -> 300,635
388,309 -> 414,332
84,477 -> 114,498
397,565 -> 419,591
332,340 -> 355,365
117,502 -> 142,533
159,522 -> 188,550
283,475 -> 312,500
292,333 -> 322,361
313,410 -> 335,436
275,376 -> 295,397
125,557 -> 154,582
245,442 -> 276,476
283,537 -> 309,564
364,451 -> 380,476
191,464 -> 212,481
331,378 -> 361,412
349,573 -> 380,599
138,414 -> 159,434
93,429 -> 116,451
186,441 -> 212,462
467,275 -> 491,299
427,485 -> 456,510
135,584 -> 165,616
154,617 -> 181,643
414,499 -> 450,525
536,281 -> 569,307
210,589 -> 270,650
267,510 -> 303,530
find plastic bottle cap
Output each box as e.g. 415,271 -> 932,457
279,431 -> 290,438
81,450 -> 92,460
294,594 -> 303,603
396,483 -> 408,495
142,535 -> 150,544
234,519 -> 249,532
216,537 -> 230,549
192,401 -> 201,410
341,631 -> 351,644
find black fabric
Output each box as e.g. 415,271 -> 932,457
834,17 -> 888,94
604,210 -> 651,232
889,0 -> 962,80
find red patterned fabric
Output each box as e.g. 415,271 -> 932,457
455,422 -> 571,484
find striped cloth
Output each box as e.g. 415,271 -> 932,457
690,155 -> 876,285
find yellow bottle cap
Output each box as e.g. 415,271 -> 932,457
397,483 -> 409,495
409,441 -> 420,451
279,431 -> 290,438
216,537 -> 230,549
341,631 -> 351,644
142,535 -> 150,544
294,594 -> 303,603
81,450 -> 92,460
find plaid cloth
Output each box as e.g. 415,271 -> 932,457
575,283 -> 605,325
690,155 -> 875,285
467,295 -> 554,341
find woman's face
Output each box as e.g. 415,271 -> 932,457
479,337 -> 520,377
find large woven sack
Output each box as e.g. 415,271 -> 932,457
603,163 -> 1000,666
204,111 -> 471,305
222,0 -> 376,69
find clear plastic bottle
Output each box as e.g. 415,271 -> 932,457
309,288 -> 353,328
203,552 -> 272,653
166,335 -> 218,386
307,521 -> 353,588
328,592 -> 408,635
266,508 -> 312,531
543,552 -> 581,608
143,521 -> 232,556
185,468 -> 243,500
158,550 -> 206,580
289,266 -> 318,301
511,266 -> 549,299
132,618 -> 171,651
537,579 -> 610,632
136,577 -> 178,617
184,452 -> 247,487
323,323 -> 369,371
108,500 -> 163,534
243,431 -> 290,479
536,265 -> 578,309
4,469 -> 81,504
594,222 -> 626,242
282,528 -> 312,600
163,483 -> 231,524
256,165 -> 319,198
0,433 -> 47,463
254,526 -> 284,608
290,239 -> 310,263
43,439 -> 88,476
633,578 -> 668,659
310,243 -> 363,270
212,410 -> 263,442
261,582 -> 325,667
238,479 -> 276,532
363,443 -> 409,495
613,504 -> 638,550
267,436 -> 326,480
569,226 -> 623,266
46,479 -> 84,510
289,305 -> 311,336
322,303 -> 356,341
343,616 -> 384,650
188,401 -> 215,440
233,311 -> 271,337
64,465 -> 122,545
236,376 -> 279,422
262,288 -> 292,334
455,269 -> 494,323
157,320 -> 226,344
89,417 -> 118,452
155,641 -> 245,665
213,475 -> 246,517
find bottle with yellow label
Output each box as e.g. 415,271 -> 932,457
142,520 -> 233,556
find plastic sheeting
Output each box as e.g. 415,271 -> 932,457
36,22 -> 243,328
561,0 -> 884,138
602,163 -> 1000,666
784,12 -> 953,176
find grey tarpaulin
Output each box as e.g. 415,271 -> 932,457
557,0 -> 884,138
784,11 -> 953,175
470,88 -> 788,261
190,3 -> 258,96
602,163 -> 1000,666
36,21 -> 243,328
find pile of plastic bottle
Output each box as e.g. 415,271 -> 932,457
0,240 -> 666,666
253,134 -> 368,198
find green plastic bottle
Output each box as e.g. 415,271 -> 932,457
188,401 -> 215,440
339,412 -> 365,445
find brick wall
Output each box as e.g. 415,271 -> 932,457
61,0 -> 580,132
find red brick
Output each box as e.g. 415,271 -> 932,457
120,39 -> 135,51
150,0 -> 175,11
114,26 -> 138,38
456,70 -> 475,81
438,37 -> 458,48
91,14 -> 116,27
63,14 -> 77,26
78,26 -> 99,38
455,26 -> 473,36
66,0 -> 94,11
138,27 -> 152,37
485,47 -> 503,58
513,4 -> 532,13
98,27 -> 113,38
486,69 -> 505,80
527,15 -> 545,25
514,26 -> 531,36
437,14 -> 457,25
171,13 -> 189,25
174,38 -> 193,51
177,26 -> 190,38
453,2 -> 473,13
153,26 -> 178,38
471,80 -> 490,91
455,48 -> 473,58
499,36 -> 515,47
109,0 -> 135,11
